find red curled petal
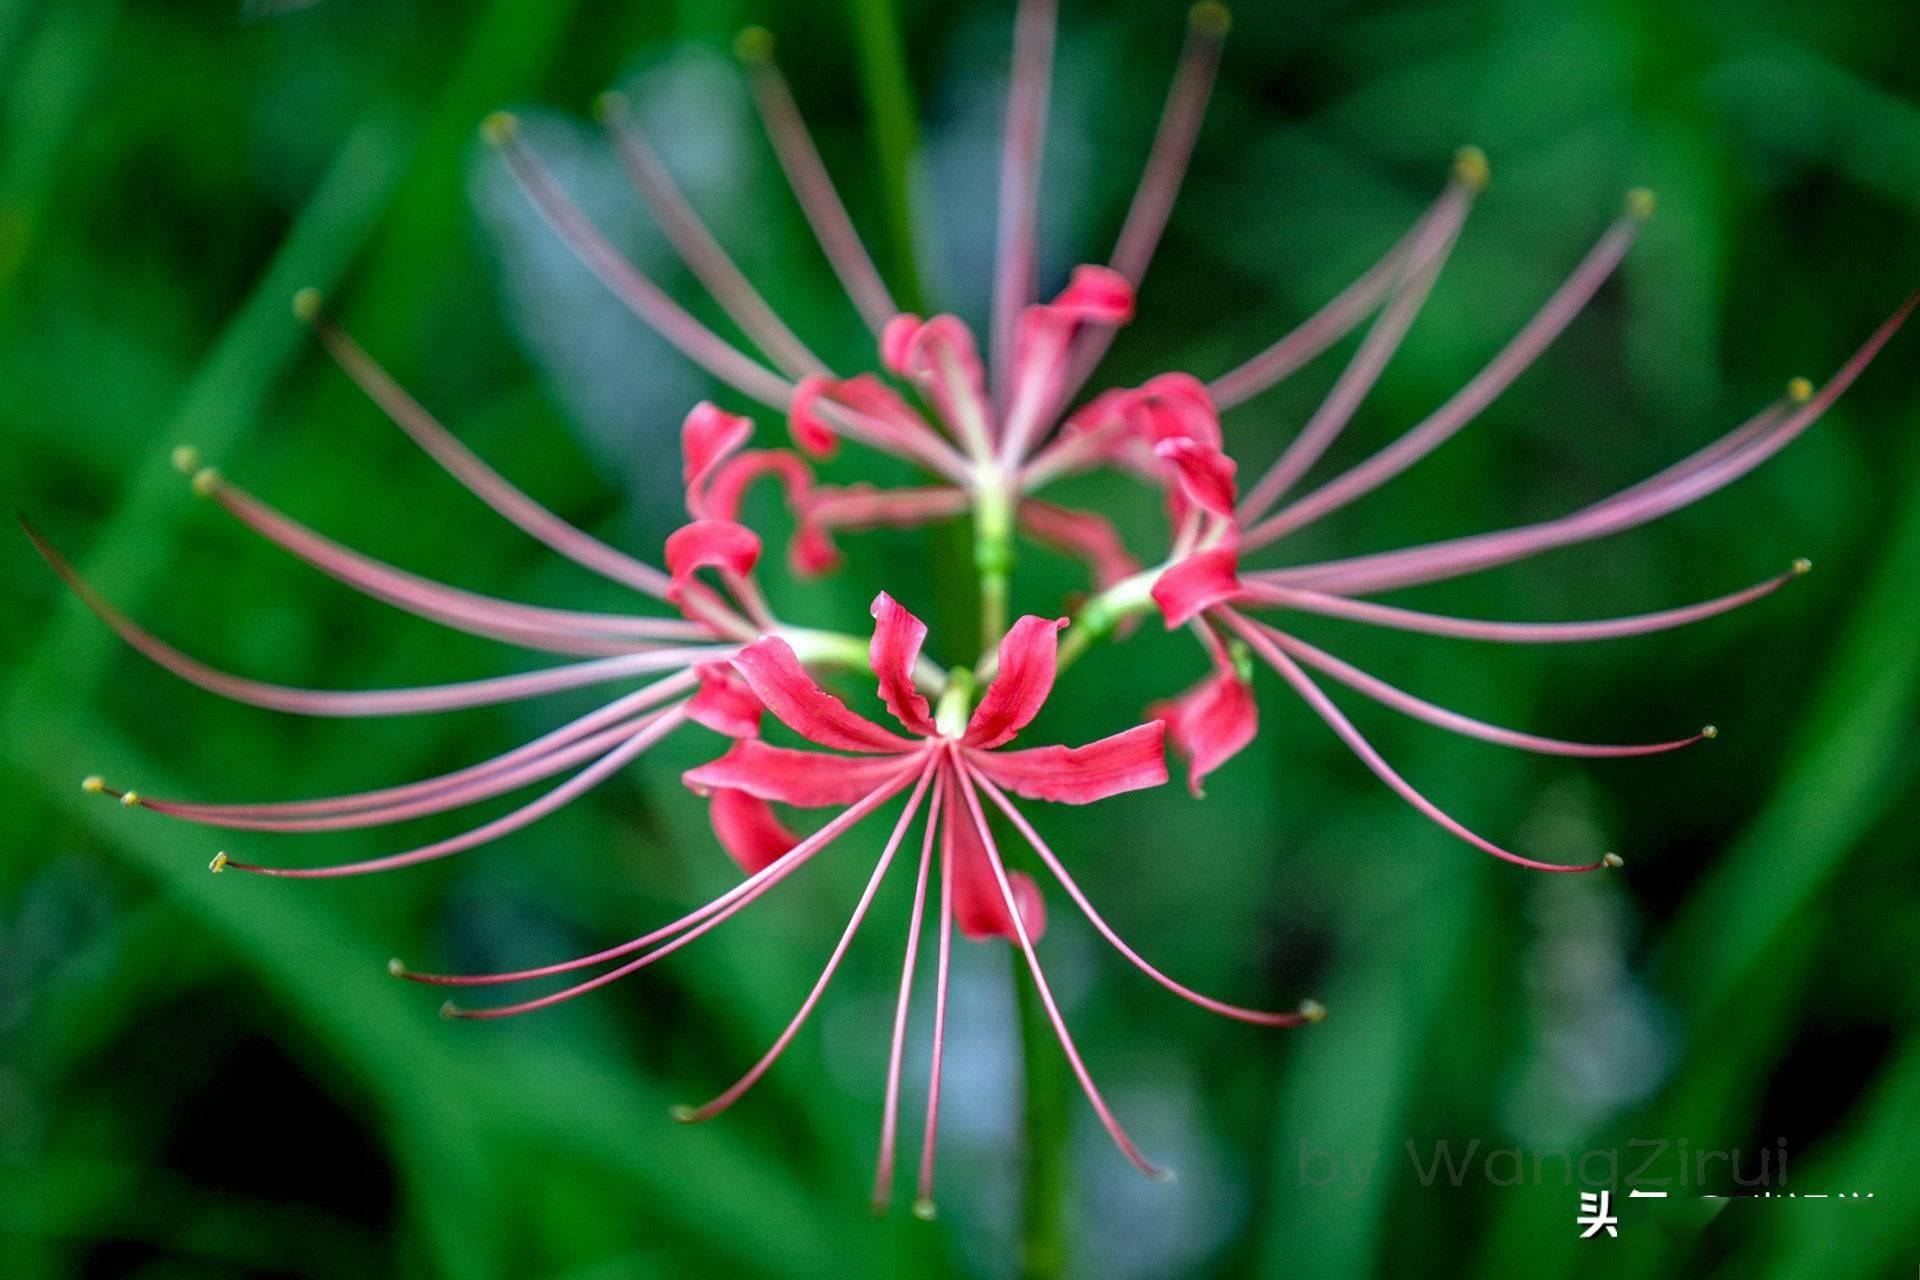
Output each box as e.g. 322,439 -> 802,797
1152,543 -> 1244,628
967,722 -> 1169,804
684,738 -> 914,806
702,449 -> 813,523
1154,437 -> 1238,517
947,806 -> 1048,943
665,519 -> 761,600
869,592 -> 937,735
682,402 -> 754,510
1149,670 -> 1256,796
708,787 -> 799,874
964,614 -> 1068,748
880,313 -> 923,376
789,516 -> 842,578
787,374 -> 841,459
1125,372 -> 1221,449
731,635 -> 919,752
688,662 -> 763,738
1051,264 -> 1135,324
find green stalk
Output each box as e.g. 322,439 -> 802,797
1014,973 -> 1071,1279
974,478 -> 1015,655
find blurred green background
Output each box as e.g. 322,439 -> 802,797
4,0 -> 1919,1276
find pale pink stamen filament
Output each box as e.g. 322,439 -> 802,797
970,769 -> 1313,1024
24,520 -> 725,718
1225,612 -> 1617,873
873,773 -> 944,1213
1236,180 -> 1477,523
674,757 -> 939,1124
990,0 -> 1059,406
1208,186 -> 1458,409
1242,203 -> 1653,547
1244,568 -> 1803,643
1261,296 -> 1913,598
421,761 -> 923,997
212,481 -> 706,656
951,757 -> 1171,1180
488,119 -> 795,410
600,92 -> 829,380
222,705 -> 689,878
124,672 -> 696,824
149,712 -> 669,833
915,767 -> 959,1218
1255,628 -> 1710,758
741,39 -> 899,335
304,312 -> 706,609
1049,4 -> 1227,418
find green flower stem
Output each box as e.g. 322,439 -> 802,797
1015,974 -> 1071,1279
974,479 -> 1016,657
1054,566 -> 1161,674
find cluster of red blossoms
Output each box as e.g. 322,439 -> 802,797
36,0 -> 1909,1213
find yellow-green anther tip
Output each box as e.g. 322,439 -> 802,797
209,851 -> 229,873
171,444 -> 201,475
480,111 -> 519,147
669,1104 -> 699,1123
1300,998 -> 1328,1023
291,287 -> 322,323
1602,852 -> 1625,869
1787,376 -> 1814,403
1624,188 -> 1656,219
1189,2 -> 1231,37
1701,724 -> 1719,740
1452,146 -> 1490,193
191,467 -> 221,499
734,26 -> 774,64
592,90 -> 626,123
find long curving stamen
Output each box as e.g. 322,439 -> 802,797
1224,612 -> 1620,873
1244,565 -> 1805,643
598,90 -> 830,380
146,712 -> 671,833
1049,2 -> 1230,416
108,672 -> 696,824
417,759 -> 924,995
23,518 -> 727,718
1253,625 -> 1712,758
672,759 -> 939,1124
990,0 -> 1059,406
1242,192 -> 1655,547
206,475 -> 705,656
218,706 -> 689,877
298,295 -> 688,606
737,28 -> 899,336
482,113 -> 795,410
951,758 -> 1172,1179
914,765 -> 959,1219
1208,162 -> 1481,410
971,769 -> 1318,1024
1236,171 -> 1479,523
873,773 -> 943,1214
1262,294 -> 1913,598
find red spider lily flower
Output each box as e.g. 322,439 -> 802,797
406,592 -> 1316,1212
32,362 -> 880,879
